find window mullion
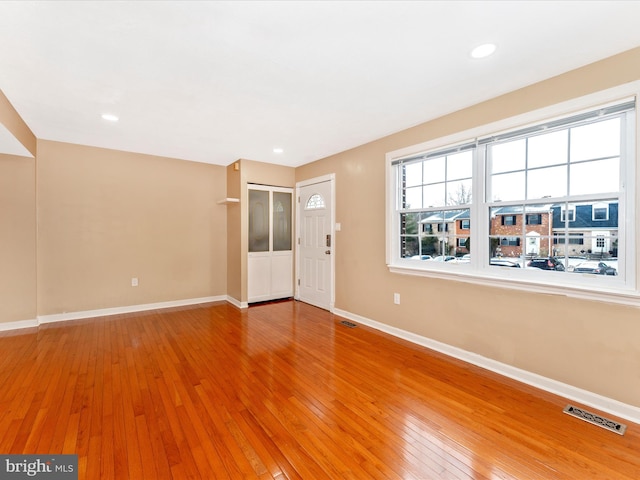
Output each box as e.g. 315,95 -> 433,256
473,145 -> 487,268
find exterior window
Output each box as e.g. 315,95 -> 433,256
554,233 -> 584,245
500,237 -> 520,246
501,215 -> 516,226
526,214 -> 542,225
389,94 -> 635,301
561,209 -> 575,222
593,204 -> 609,221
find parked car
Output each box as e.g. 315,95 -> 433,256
572,261 -> 617,276
449,254 -> 471,264
527,257 -> 565,271
431,255 -> 456,262
490,258 -> 521,268
409,255 -> 432,260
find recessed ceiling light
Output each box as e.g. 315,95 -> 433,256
273,148 -> 284,154
101,113 -> 119,122
470,43 -> 497,59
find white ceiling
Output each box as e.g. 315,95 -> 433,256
1,1 -> 640,167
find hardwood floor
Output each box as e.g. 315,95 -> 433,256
0,300 -> 638,479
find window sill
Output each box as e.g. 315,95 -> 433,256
388,263 -> 640,307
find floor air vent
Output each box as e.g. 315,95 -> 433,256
563,405 -> 627,435
340,320 -> 357,328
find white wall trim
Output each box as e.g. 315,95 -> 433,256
333,307 -> 640,425
0,318 -> 39,332
37,295 -> 227,325
226,295 -> 248,309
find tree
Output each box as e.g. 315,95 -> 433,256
448,184 -> 472,206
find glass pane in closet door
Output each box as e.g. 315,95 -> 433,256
249,189 -> 269,252
273,191 -> 292,251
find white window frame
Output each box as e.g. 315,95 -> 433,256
386,82 -> 639,306
592,203 -> 609,221
561,208 -> 576,222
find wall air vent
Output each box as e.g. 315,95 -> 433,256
340,320 -> 357,328
563,405 -> 627,435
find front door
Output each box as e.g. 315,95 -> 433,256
297,179 -> 333,310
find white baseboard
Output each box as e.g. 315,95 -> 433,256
37,295 -> 227,325
0,318 -> 39,332
3,295 -> 244,332
226,296 -> 248,309
333,307 -> 640,426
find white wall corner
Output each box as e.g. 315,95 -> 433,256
226,295 -> 248,309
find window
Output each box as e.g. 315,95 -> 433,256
501,215 -> 517,226
526,214 -> 542,225
388,90 -> 637,303
500,237 -> 520,246
553,233 -> 584,245
593,204 -> 609,221
305,193 -> 325,209
561,208 -> 575,222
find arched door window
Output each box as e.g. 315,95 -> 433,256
305,193 -> 325,210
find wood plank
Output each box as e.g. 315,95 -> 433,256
0,300 -> 637,479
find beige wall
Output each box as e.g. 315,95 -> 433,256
36,140 -> 227,315
226,161 -> 242,302
0,154 -> 37,323
0,90 -> 36,156
296,47 -> 640,407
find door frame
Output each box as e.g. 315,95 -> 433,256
295,173 -> 336,311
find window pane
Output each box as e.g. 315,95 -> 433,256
421,235 -> 439,256
405,186 -> 422,209
423,156 -> 445,184
404,162 -> 422,187
273,192 -> 292,251
305,193 -> 325,209
527,165 -> 567,199
571,117 -> 620,162
423,183 -> 445,208
248,190 -> 269,252
447,150 -> 473,180
490,171 -> 525,202
528,130 -> 568,168
400,213 -> 420,235
570,158 -> 619,195
491,139 -> 525,174
447,179 -> 472,206
401,236 -> 419,258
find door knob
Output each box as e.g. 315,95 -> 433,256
325,250 -> 331,255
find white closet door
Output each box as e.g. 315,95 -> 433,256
248,186 -> 293,303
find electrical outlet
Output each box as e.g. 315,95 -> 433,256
393,293 -> 400,304
131,277 -> 139,287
